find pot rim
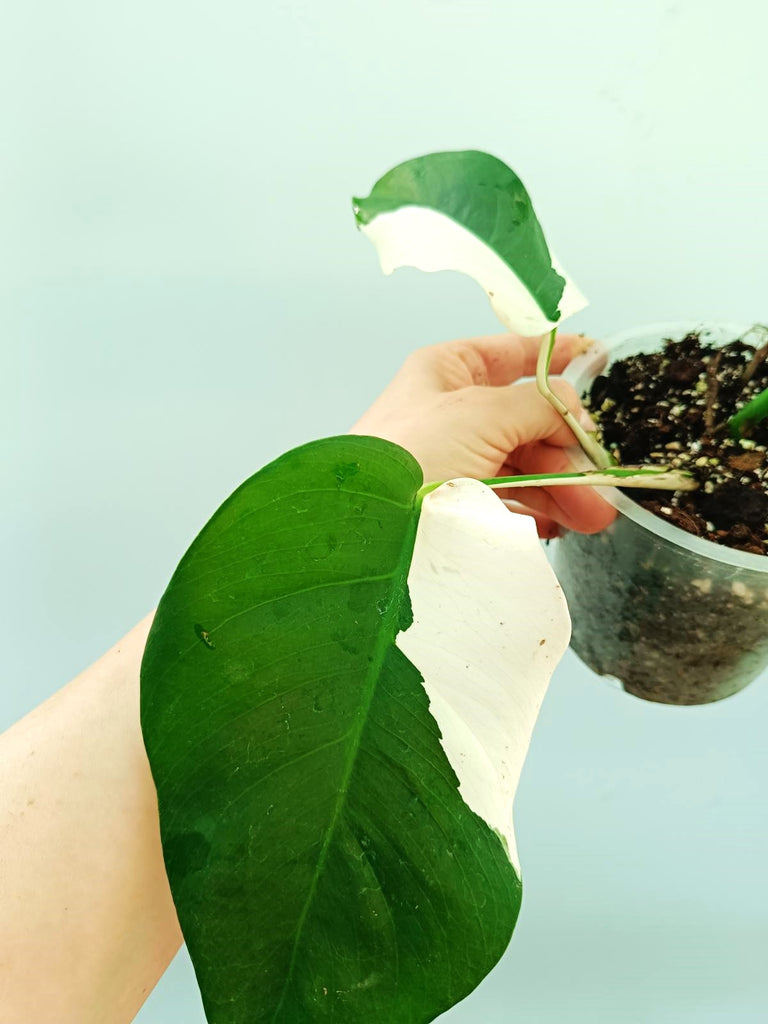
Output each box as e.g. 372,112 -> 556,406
564,320 -> 768,573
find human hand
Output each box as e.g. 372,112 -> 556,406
349,332 -> 615,537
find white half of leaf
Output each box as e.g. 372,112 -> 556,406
397,479 -> 571,873
359,205 -> 587,337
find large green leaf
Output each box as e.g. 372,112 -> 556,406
141,435 -> 570,1022
353,150 -> 587,335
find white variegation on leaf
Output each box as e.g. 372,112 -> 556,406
358,205 -> 587,337
354,152 -> 694,491
353,150 -> 587,336
400,478 -> 571,871
141,436 -> 574,1022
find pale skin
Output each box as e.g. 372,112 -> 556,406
0,332 -> 613,1024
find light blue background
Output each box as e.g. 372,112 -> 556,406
3,1 -> 767,1021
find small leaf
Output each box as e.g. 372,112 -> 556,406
729,385 -> 768,438
353,150 -> 587,336
141,437 -> 570,1022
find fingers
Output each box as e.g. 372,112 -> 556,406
480,376 -> 616,533
478,377 -> 589,450
473,332 -> 595,384
350,329 -> 614,536
410,332 -> 593,389
497,443 -> 617,534
497,480 -> 616,534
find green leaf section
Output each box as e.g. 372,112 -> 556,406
729,386 -> 768,437
353,150 -> 565,322
141,436 -> 521,1024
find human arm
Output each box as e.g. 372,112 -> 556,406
0,613 -> 182,1024
0,331 -> 610,1024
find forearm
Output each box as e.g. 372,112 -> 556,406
0,613 -> 182,1024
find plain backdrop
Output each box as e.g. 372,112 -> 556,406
3,1 -> 768,1022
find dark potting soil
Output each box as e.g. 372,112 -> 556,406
584,330 -> 768,555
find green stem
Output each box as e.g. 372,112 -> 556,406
417,466 -> 697,500
535,328 -> 614,470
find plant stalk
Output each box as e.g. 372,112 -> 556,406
536,328 -> 614,470
418,466 -> 697,500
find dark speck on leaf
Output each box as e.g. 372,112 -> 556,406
194,623 -> 216,649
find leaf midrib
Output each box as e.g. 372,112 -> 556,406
269,498 -> 421,1022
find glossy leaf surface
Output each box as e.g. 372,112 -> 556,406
141,436 -> 568,1022
353,150 -> 587,335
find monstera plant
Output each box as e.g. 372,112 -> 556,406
141,151 -> 685,1022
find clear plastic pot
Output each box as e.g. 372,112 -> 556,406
552,322 -> 768,705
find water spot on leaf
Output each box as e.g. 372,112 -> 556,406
194,623 -> 216,649
335,461 -> 360,485
308,534 -> 340,560
376,598 -> 389,616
